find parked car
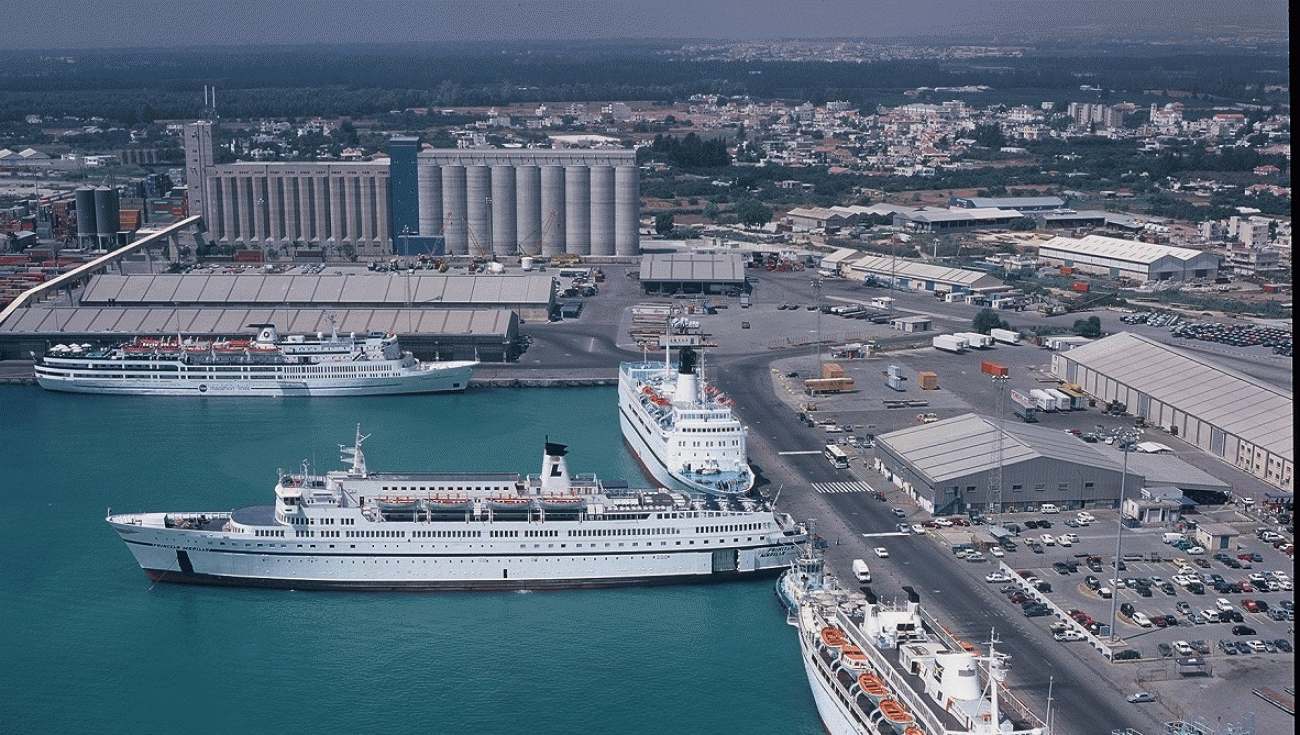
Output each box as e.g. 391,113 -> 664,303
1113,649 -> 1141,661
1231,625 -> 1257,636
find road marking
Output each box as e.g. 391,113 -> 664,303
779,450 -> 823,455
813,481 -> 873,494
862,532 -> 910,538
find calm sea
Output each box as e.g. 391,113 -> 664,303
0,386 -> 821,735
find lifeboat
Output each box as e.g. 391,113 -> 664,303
877,699 -> 914,731
857,673 -> 890,703
375,496 -> 421,512
902,725 -> 926,735
538,495 -> 586,511
423,494 -> 473,512
839,645 -> 869,669
487,496 -> 533,512
820,626 -> 847,648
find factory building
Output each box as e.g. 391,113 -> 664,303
1051,332 -> 1293,492
820,249 -> 1003,296
872,413 -> 1142,515
184,121 -> 640,258
1036,234 -> 1220,282
636,253 -> 747,295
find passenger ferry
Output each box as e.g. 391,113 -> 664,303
618,345 -> 754,496
777,547 -> 1051,735
33,317 -> 476,396
106,429 -> 805,590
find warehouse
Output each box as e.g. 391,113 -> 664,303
1036,234 -> 1220,282
872,413 -> 1142,516
637,252 -> 747,296
822,249 -> 1003,295
1051,332 -> 1293,492
893,207 -> 1023,233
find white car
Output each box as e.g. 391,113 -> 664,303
986,571 -> 1013,583
1186,546 -> 1205,555
1039,534 -> 1056,546
1054,629 -> 1086,642
1215,598 -> 1234,612
1131,612 -> 1153,627
1173,641 -> 1195,656
1076,511 -> 1095,523
990,546 -> 1005,558
1057,534 -> 1075,547
873,546 -> 889,558
911,524 -> 925,535
933,517 -> 953,528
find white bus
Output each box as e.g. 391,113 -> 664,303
823,444 -> 850,468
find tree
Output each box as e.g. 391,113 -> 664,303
654,213 -> 674,235
1073,316 -> 1103,338
735,198 -> 772,228
703,202 -> 720,222
972,308 -> 1009,334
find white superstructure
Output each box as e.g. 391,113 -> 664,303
619,346 -> 754,496
107,430 -> 805,590
33,317 -> 476,396
776,547 -> 1050,735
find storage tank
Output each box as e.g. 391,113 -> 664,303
441,165 -> 468,255
520,256 -> 534,271
417,163 -> 442,239
94,187 -> 120,240
515,165 -> 542,254
614,165 -> 639,256
490,165 -> 516,256
74,187 -> 97,239
540,165 -> 566,256
588,165 -> 616,256
564,166 -> 590,255
465,165 -> 492,255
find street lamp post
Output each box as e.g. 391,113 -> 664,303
1108,430 -> 1141,644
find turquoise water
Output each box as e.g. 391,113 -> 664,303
0,386 -> 821,735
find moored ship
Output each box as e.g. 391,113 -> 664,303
33,317 -> 476,396
618,345 -> 754,496
107,429 -> 806,590
777,547 -> 1050,735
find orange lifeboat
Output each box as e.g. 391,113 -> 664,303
839,645 -> 868,668
877,699 -> 914,727
819,626 -> 847,648
903,725 -> 926,735
857,673 -> 889,702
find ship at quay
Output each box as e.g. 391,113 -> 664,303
777,546 -> 1051,735
33,317 -> 476,396
618,345 -> 755,496
107,428 -> 806,591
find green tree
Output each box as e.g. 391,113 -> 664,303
1072,316 -> 1102,338
654,213 -> 675,235
972,308 -> 1009,334
703,202 -> 720,222
735,199 -> 772,227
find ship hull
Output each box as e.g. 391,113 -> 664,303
35,362 -> 475,396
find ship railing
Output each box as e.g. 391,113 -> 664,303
833,607 -> 954,735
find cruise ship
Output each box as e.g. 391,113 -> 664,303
776,547 -> 1050,735
618,346 -> 754,496
106,429 -> 806,590
33,318 -> 477,396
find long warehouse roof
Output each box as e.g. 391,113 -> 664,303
0,307 -> 515,337
639,253 -> 746,282
878,413 -> 1126,485
834,252 -> 1001,287
1055,332 -> 1292,462
79,273 -> 555,306
1038,234 -> 1211,264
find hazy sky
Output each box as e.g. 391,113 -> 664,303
1,0 -> 1288,50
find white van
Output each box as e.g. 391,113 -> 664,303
1162,533 -> 1184,544
1041,503 -> 1060,514
852,559 -> 872,583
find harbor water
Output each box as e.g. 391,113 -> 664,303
0,385 -> 821,735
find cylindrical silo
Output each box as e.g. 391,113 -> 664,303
94,187 -> 120,240
490,165 -> 516,257
441,165 -> 467,255
74,187 -> 96,240
615,165 -> 640,256
515,165 -> 541,255
564,166 -> 590,255
466,165 -> 492,256
589,165 -> 616,256
418,163 -> 442,238
540,165 -> 566,257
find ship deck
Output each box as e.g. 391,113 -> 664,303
230,505 -> 276,526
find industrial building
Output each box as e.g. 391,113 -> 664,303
949,195 -> 1067,212
892,207 -> 1023,233
872,413 -> 1142,515
1036,234 -> 1220,282
637,253 -> 747,295
820,249 -> 1004,296
1051,332 -> 1293,492
183,121 -> 640,258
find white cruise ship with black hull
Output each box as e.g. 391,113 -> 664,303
619,346 -> 754,496
776,548 -> 1050,735
34,318 -> 476,397
107,430 -> 805,591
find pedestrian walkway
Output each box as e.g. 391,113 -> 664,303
813,481 -> 873,494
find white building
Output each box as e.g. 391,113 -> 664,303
1037,234 -> 1219,282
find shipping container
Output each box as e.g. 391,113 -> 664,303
955,332 -> 993,349
1029,388 -> 1058,412
1046,388 -> 1073,410
917,371 -> 938,390
821,363 -> 845,379
980,361 -> 1009,377
1072,282 -> 1090,292
804,377 -> 855,394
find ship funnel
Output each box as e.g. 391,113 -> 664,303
675,346 -> 699,404
541,438 -> 570,492
251,323 -> 280,344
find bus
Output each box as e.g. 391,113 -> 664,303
823,444 -> 850,468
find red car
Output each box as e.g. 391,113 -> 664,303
1242,599 -> 1261,612
1237,581 -> 1254,593
1194,558 -> 1211,568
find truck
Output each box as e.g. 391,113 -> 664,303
852,559 -> 872,582
739,293 -> 751,308
932,334 -> 968,353
1010,389 -> 1039,422
1046,388 -> 1074,411
1029,388 -> 1058,412
990,328 -> 1021,345
956,332 -> 994,349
